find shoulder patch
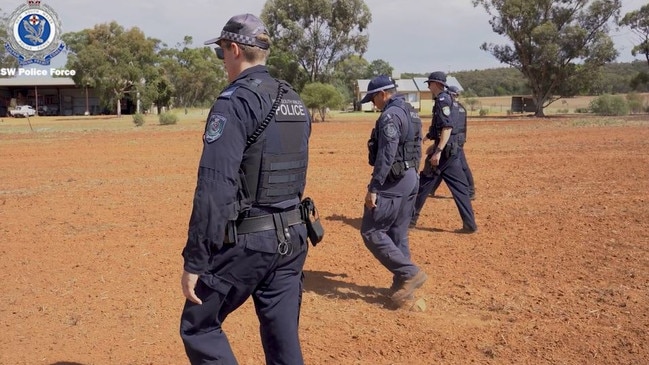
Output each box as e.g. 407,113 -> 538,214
442,106 -> 451,116
383,122 -> 398,139
218,85 -> 240,100
204,113 -> 227,143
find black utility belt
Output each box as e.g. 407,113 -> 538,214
237,209 -> 303,235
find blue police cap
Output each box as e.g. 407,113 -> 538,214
360,75 -> 397,104
425,71 -> 447,86
204,13 -> 270,50
448,85 -> 460,95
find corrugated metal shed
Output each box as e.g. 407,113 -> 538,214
0,77 -> 76,87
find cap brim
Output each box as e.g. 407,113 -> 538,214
203,37 -> 221,46
360,92 -> 374,104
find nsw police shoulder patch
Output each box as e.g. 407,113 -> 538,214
383,122 -> 398,139
442,106 -> 451,116
204,113 -> 227,143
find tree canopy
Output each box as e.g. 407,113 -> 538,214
619,4 -> 649,67
261,0 -> 371,83
0,8 -> 19,70
63,22 -> 162,116
158,36 -> 226,109
472,0 -> 622,116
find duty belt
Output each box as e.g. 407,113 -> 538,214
236,208 -> 304,234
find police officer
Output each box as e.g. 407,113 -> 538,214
360,75 -> 428,307
410,71 -> 477,233
179,13 -> 312,365
428,85 -> 476,199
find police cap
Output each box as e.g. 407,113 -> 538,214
204,13 -> 270,50
360,75 -> 397,104
425,71 -> 448,86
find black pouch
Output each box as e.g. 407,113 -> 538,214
388,161 -> 406,182
300,197 -> 325,246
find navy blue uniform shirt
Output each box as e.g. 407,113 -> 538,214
369,95 -> 411,192
183,65 -> 280,274
427,90 -> 454,140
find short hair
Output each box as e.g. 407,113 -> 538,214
221,34 -> 270,63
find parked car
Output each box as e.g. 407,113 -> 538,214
38,105 -> 59,116
9,105 -> 36,117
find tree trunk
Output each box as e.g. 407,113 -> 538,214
116,97 -> 121,117
534,95 -> 545,117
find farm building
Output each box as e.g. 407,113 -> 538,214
510,96 -> 537,113
356,76 -> 464,112
0,77 -> 103,117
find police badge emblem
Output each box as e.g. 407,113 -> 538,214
205,113 -> 227,143
442,106 -> 451,116
4,0 -> 66,66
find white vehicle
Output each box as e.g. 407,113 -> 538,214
10,105 -> 37,117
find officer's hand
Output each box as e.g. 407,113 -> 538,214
181,270 -> 203,305
425,144 -> 437,155
364,191 -> 377,209
429,153 -> 441,167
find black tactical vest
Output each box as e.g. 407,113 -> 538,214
236,78 -> 309,211
367,98 -> 422,171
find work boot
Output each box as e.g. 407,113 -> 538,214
456,223 -> 478,234
391,270 -> 427,306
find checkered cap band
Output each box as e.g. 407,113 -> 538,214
219,30 -> 269,49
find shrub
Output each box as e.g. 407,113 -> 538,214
158,112 -> 178,125
589,94 -> 629,116
575,107 -> 591,113
626,92 -> 645,114
132,113 -> 145,127
479,108 -> 489,116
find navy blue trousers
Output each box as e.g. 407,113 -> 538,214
430,147 -> 474,196
412,152 -> 477,231
180,224 -> 308,365
361,169 -> 420,286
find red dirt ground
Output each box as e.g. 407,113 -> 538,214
1,114 -> 648,365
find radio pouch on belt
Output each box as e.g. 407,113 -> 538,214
300,197 -> 325,246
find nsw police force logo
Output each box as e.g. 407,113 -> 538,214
4,0 -> 66,66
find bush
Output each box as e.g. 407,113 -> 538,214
575,107 -> 591,113
158,112 -> 178,125
589,94 -> 629,116
132,113 -> 145,127
479,108 -> 489,116
626,92 -> 645,114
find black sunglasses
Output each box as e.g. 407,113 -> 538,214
214,46 -> 224,60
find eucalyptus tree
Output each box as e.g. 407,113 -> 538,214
63,22 -> 161,116
472,0 -> 621,116
261,0 -> 371,84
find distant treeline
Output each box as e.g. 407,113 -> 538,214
404,61 -> 649,97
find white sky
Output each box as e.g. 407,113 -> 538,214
3,0 -> 647,73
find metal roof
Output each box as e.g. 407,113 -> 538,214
359,77 -> 464,93
413,76 -> 464,92
0,77 -> 77,87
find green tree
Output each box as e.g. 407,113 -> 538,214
63,22 -> 160,116
619,4 -> 649,90
159,36 -> 226,109
366,59 -> 394,78
0,8 -> 19,71
472,0 -> 621,117
300,82 -> 343,122
619,4 -> 649,67
332,55 -> 370,105
261,0 -> 371,83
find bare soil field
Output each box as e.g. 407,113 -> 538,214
1,113 -> 648,365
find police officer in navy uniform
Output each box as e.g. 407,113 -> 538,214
179,13 -> 312,365
360,75 -> 428,307
411,71 -> 477,233
428,85 -> 476,200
